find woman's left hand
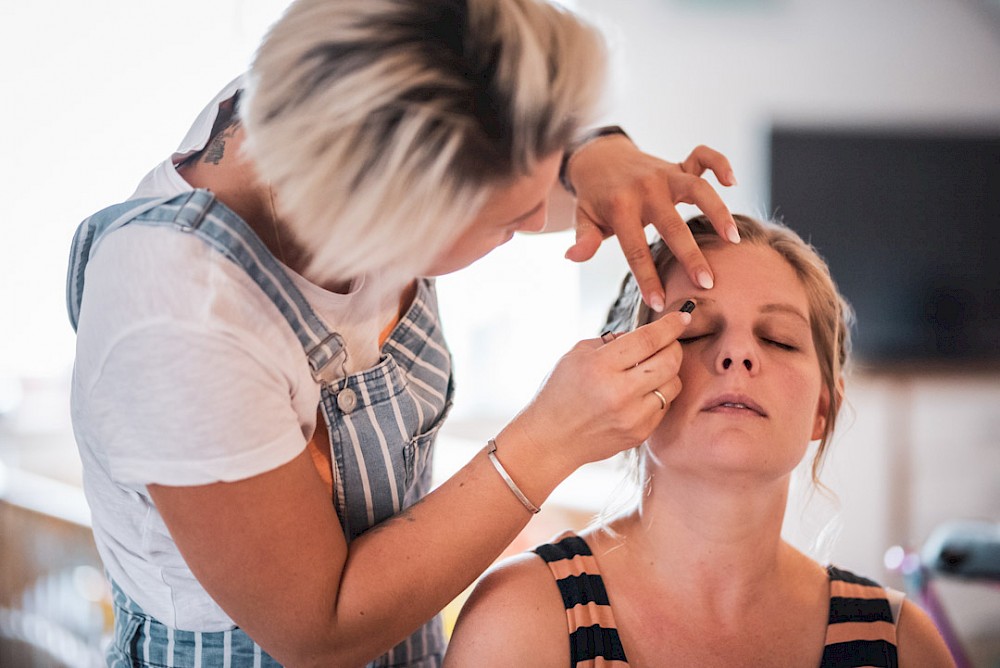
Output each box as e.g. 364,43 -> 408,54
563,135 -> 739,313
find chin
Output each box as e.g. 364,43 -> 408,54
657,432 -> 806,481
422,254 -> 481,277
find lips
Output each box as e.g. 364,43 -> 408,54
702,393 -> 768,417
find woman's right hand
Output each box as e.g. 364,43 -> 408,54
495,308 -> 692,491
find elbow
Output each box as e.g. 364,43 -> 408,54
266,623 -> 396,668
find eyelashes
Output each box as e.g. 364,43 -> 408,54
677,332 -> 798,352
763,338 -> 798,352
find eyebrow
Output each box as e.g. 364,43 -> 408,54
666,297 -> 809,323
666,297 -> 710,311
760,303 -> 810,323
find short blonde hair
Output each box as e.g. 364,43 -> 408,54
242,0 -> 606,285
605,214 -> 854,483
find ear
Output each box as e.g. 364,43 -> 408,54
811,376 -> 844,441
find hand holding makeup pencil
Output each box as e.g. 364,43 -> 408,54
490,303 -> 694,507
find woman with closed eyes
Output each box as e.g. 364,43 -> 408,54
444,214 -> 955,668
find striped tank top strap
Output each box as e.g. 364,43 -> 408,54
821,566 -> 899,668
533,532 -> 630,668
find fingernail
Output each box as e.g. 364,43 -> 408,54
650,294 -> 665,313
726,224 -> 741,244
679,311 -> 692,324
727,171 -> 738,186
697,270 -> 714,289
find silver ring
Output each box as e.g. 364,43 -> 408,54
651,389 -> 667,410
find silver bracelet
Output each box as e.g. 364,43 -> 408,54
486,439 -> 541,514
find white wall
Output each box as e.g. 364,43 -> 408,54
0,0 -> 289,379
576,0 -> 1000,218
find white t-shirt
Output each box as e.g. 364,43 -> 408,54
71,76 -> 396,630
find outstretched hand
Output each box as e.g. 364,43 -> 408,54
563,136 -> 739,312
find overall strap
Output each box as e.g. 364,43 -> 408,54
67,195 -> 174,331
66,189 -> 346,382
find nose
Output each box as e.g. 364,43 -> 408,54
715,336 -> 760,375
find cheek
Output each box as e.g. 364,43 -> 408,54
424,229 -> 504,276
786,365 -> 825,438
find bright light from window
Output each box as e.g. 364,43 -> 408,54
0,1 -> 290,380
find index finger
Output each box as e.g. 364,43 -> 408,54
678,146 -> 740,245
644,188 -> 717,293
606,196 -> 669,313
606,309 -> 692,370
680,145 -> 737,186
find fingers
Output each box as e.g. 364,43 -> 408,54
626,335 -> 683,395
680,144 -> 737,186
510,312 -> 690,468
641,147 -> 739,295
650,376 -> 682,411
607,198 -> 668,313
603,310 -> 691,371
569,141 -> 739,308
563,217 -> 604,263
641,183 -> 716,292
643,170 -> 736,295
676,145 -> 740,246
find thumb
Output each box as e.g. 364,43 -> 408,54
564,219 -> 603,262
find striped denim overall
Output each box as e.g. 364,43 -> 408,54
67,189 -> 453,667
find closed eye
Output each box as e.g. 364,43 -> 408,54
678,334 -> 710,345
763,338 -> 797,351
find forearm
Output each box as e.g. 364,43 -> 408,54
329,443 -> 560,657
280,428 -> 572,666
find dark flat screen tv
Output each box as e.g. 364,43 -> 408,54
769,126 -> 1000,367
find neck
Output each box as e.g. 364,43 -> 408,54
610,467 -> 794,607
177,124 -> 337,286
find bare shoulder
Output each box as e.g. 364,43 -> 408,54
896,599 -> 957,667
444,550 -> 568,668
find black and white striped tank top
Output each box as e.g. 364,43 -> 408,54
534,532 -> 902,668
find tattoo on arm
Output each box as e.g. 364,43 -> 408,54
364,507 -> 418,538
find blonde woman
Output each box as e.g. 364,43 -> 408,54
67,1 -> 738,666
445,215 -> 955,668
